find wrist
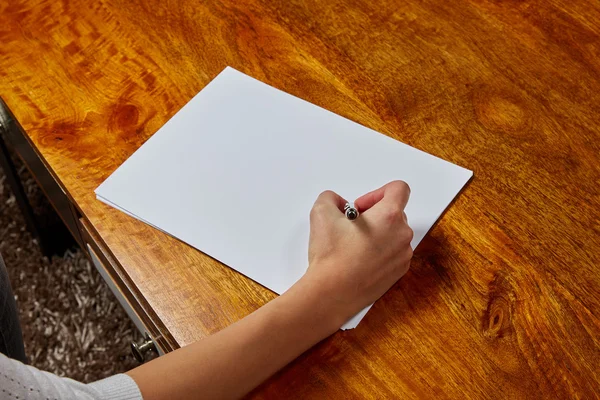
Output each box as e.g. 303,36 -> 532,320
284,269 -> 352,333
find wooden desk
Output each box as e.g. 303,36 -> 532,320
1,0 -> 599,397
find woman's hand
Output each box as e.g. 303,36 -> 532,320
302,180 -> 414,325
128,180 -> 414,400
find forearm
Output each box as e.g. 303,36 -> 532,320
127,275 -> 344,400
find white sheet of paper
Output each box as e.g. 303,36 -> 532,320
96,67 -> 472,329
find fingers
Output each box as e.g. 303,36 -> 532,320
354,180 -> 411,213
312,190 -> 347,215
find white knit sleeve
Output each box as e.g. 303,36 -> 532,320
0,352 -> 143,400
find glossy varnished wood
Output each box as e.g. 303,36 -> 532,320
1,0 -> 599,397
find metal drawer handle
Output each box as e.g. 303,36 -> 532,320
131,333 -> 157,363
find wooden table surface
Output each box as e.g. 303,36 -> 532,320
2,0 -> 599,398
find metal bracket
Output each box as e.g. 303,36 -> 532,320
131,332 -> 158,363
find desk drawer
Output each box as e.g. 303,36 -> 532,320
87,245 -> 148,336
79,218 -> 169,357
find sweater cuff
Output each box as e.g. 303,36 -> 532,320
89,373 -> 143,400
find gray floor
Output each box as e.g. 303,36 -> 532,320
0,160 -> 142,383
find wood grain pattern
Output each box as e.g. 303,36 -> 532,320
2,0 -> 599,397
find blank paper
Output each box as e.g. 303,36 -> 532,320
96,67 -> 472,329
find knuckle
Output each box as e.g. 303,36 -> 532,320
309,205 -> 320,219
310,203 -> 327,219
318,190 -> 335,201
390,181 -> 411,205
394,180 -> 411,195
383,210 -> 398,224
384,206 -> 403,222
405,226 -> 414,243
